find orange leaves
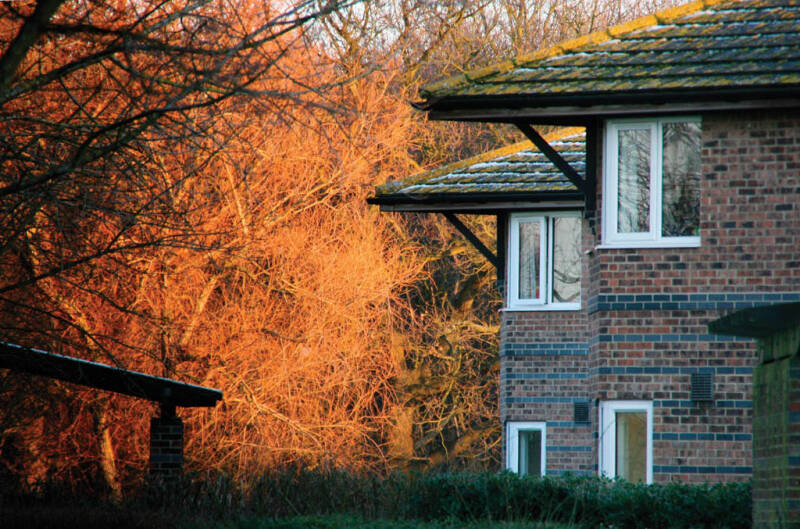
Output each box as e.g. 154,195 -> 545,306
171,72 -> 427,475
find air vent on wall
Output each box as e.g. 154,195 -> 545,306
691,373 -> 714,402
574,401 -> 590,423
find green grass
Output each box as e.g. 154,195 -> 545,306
186,514 -> 573,529
0,505 -> 573,529
0,502 -> 182,529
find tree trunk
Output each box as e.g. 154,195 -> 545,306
92,402 -> 122,502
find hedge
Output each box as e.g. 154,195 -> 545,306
219,467 -> 751,528
2,468 -> 751,529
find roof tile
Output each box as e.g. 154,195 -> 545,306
420,0 -> 800,101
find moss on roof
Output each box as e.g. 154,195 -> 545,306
420,0 -> 800,101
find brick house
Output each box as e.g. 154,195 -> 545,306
369,0 -> 800,483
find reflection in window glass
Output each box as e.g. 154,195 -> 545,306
615,411 -> 647,483
518,220 -> 541,300
518,430 -> 542,477
662,122 -> 701,237
552,217 -> 581,303
617,129 -> 651,233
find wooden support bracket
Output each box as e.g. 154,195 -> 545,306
515,122 -> 598,219
443,212 -> 498,270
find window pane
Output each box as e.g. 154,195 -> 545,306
518,220 -> 541,299
519,430 -> 542,476
615,411 -> 646,483
552,217 -> 581,303
662,122 -> 701,237
617,129 -> 651,233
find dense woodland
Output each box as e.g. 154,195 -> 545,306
0,0 -> 677,497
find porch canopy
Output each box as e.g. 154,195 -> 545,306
367,128 -> 585,215
367,129 -> 586,271
0,341 -> 221,477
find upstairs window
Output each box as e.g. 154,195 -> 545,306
603,118 -> 701,248
507,212 -> 581,310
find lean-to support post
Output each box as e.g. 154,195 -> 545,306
150,407 -> 183,478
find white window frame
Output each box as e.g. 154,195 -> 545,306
506,421 -> 547,476
506,211 -> 581,311
598,400 -> 653,484
602,117 -> 702,249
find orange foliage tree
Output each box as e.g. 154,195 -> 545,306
147,73 -> 429,476
0,0 -> 427,491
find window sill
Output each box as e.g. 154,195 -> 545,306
596,238 -> 701,250
502,303 -> 581,312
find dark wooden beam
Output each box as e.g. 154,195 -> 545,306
496,213 -> 507,282
0,342 -> 222,408
584,119 -> 599,218
443,212 -> 498,270
496,213 -> 508,296
514,122 -> 587,194
422,90 -> 800,123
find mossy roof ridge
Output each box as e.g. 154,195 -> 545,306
375,127 -> 585,198
420,0 -> 800,100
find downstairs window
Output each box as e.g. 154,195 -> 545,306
599,401 -> 653,483
506,421 -> 547,476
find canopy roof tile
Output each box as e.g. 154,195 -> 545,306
369,128 -> 584,209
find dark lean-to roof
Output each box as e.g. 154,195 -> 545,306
0,342 -> 222,408
368,128 -> 585,212
709,302 -> 800,338
419,0 -> 800,122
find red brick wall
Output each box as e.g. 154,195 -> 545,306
591,110 -> 800,294
500,110 -> 800,482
